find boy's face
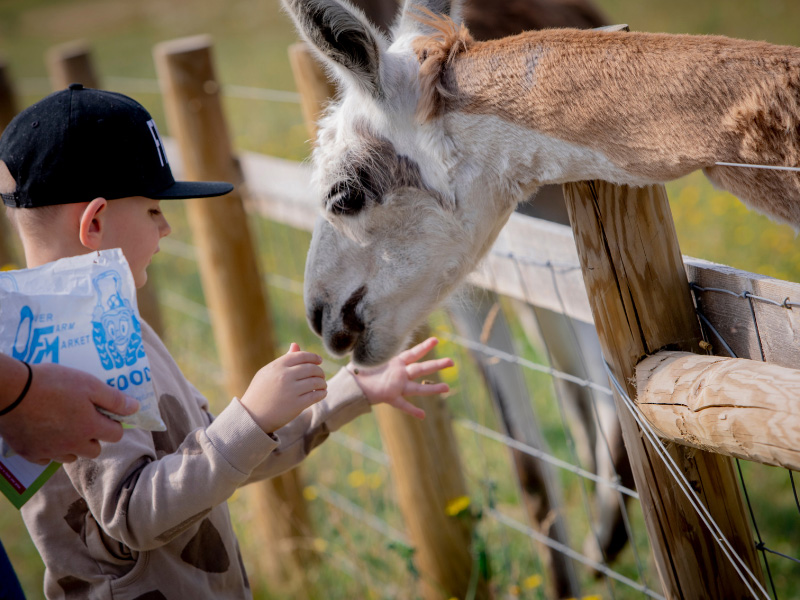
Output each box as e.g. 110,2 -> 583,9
100,196 -> 171,288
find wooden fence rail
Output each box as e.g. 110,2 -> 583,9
636,350 -> 800,470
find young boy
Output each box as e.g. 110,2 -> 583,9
0,84 -> 452,599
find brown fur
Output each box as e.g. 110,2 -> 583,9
412,7 -> 475,122
413,19 -> 800,224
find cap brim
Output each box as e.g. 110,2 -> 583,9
149,180 -> 234,200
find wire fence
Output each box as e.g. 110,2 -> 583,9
15,72 -> 794,598
691,283 -> 800,599
157,221 -> 661,598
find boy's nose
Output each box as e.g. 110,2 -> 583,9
159,217 -> 172,238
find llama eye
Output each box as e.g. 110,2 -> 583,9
327,182 -> 366,215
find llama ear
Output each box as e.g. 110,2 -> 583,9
282,0 -> 387,98
397,0 -> 464,35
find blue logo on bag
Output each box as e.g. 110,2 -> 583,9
91,270 -> 145,370
12,305 -> 58,364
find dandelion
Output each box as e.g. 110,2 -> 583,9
348,470 -> 367,488
440,363 -> 459,385
523,574 -> 543,589
312,538 -> 328,553
445,495 -> 471,516
303,485 -> 318,501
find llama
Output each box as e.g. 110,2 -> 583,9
325,1 -> 631,589
284,0 -> 800,369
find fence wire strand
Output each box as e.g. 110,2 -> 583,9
691,282 -> 800,599
140,78 -> 800,596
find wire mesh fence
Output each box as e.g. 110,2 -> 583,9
6,73 -> 799,599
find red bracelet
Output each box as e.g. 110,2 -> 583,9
0,361 -> 33,417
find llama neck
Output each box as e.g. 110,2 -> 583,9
444,29 -> 800,184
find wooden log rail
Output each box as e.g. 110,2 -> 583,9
636,351 -> 800,471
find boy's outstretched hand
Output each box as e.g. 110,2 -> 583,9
347,337 -> 453,420
240,344 -> 327,434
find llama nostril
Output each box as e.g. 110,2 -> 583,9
329,330 -> 357,354
341,286 -> 367,334
309,303 -> 325,337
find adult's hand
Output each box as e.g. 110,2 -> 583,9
0,358 -> 139,464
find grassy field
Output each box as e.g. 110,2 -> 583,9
2,0 -> 800,598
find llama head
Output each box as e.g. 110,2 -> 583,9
284,0 -> 526,364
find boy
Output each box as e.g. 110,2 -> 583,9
0,84 -> 452,599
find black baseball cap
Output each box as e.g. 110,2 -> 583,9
0,83 -> 233,208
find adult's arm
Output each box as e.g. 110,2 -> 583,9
0,354 -> 139,464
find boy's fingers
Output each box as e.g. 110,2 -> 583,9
297,377 -> 327,394
291,363 -> 326,380
298,388 -> 327,406
283,351 -> 323,366
405,357 -> 454,379
404,381 -> 449,396
391,396 -> 425,419
399,337 -> 438,364
288,342 -> 301,353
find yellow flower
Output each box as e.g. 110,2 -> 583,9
582,596 -> 603,600
312,538 -> 328,553
303,485 -> 318,501
445,495 -> 470,516
440,363 -> 459,385
348,470 -> 366,488
523,574 -> 542,589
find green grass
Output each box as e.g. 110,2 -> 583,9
2,0 -> 800,598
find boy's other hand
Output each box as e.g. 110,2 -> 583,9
240,344 -> 326,434
347,337 -> 453,420
0,363 -> 140,464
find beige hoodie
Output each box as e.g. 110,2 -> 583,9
22,320 -> 369,599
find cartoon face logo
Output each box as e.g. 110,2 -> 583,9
91,270 -> 144,370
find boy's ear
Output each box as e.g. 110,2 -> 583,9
78,197 -> 108,250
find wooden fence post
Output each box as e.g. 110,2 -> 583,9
46,40 -> 97,90
562,180 -> 764,598
289,41 -> 487,600
46,41 -> 165,336
0,57 -> 20,270
154,35 -> 315,597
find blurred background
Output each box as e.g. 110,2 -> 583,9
2,0 -> 799,598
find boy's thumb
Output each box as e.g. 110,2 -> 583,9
288,342 -> 301,353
